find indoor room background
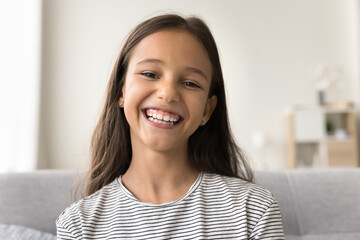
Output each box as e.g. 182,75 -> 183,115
1,0 -> 359,173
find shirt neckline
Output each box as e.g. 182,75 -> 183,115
117,172 -> 204,207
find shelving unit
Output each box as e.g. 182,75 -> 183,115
285,107 -> 359,169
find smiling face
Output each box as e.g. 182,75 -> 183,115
121,29 -> 217,154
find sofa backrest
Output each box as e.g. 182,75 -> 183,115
255,168 -> 360,240
0,170 -> 81,235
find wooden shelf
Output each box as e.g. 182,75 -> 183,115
326,136 -> 356,143
285,107 -> 359,168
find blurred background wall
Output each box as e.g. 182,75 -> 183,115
2,0 -> 359,172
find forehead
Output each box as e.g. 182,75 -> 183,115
128,29 -> 212,76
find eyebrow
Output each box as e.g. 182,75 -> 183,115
137,58 -> 208,81
137,58 -> 164,65
184,67 -> 208,81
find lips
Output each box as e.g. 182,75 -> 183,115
143,108 -> 183,126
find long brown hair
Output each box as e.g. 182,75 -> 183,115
86,14 -> 253,196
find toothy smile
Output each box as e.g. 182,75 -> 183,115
144,108 -> 182,126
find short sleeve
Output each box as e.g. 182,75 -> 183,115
56,223 -> 78,240
56,207 -> 83,240
249,198 -> 285,240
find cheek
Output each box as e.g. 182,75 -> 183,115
123,78 -> 144,101
186,96 -> 208,117
123,79 -> 150,115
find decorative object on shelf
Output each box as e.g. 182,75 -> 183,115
314,63 -> 343,105
326,119 -> 335,135
317,90 -> 325,105
334,129 -> 348,141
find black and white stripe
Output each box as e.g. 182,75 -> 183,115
56,173 -> 284,239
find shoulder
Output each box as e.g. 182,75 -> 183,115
200,173 -> 284,237
201,172 -> 277,211
203,172 -> 275,199
56,178 -> 121,227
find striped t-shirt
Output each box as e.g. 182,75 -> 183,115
56,172 -> 285,239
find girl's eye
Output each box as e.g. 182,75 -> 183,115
184,81 -> 200,88
141,72 -> 158,79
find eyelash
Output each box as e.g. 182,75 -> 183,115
140,72 -> 201,89
141,72 -> 159,79
183,81 -> 200,88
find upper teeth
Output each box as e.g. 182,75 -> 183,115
146,109 -> 180,123
147,112 -> 177,122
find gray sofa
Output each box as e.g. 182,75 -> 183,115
0,169 -> 359,239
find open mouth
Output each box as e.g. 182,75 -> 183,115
143,108 -> 183,126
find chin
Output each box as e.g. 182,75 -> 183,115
144,139 -> 186,153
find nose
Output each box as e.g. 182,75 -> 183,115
156,77 -> 180,102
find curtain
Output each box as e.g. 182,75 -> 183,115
0,0 -> 42,172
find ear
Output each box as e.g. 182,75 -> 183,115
118,98 -> 124,107
119,84 -> 126,107
201,95 -> 217,125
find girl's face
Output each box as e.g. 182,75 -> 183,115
121,29 -> 217,153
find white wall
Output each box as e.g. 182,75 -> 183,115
39,0 -> 360,171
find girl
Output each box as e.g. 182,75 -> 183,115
56,14 -> 284,239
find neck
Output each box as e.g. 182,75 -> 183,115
125,147 -> 198,185
122,145 -> 199,204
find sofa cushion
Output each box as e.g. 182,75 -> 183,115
0,224 -> 56,240
301,232 -> 360,240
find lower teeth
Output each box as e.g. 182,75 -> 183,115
148,117 -> 175,125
